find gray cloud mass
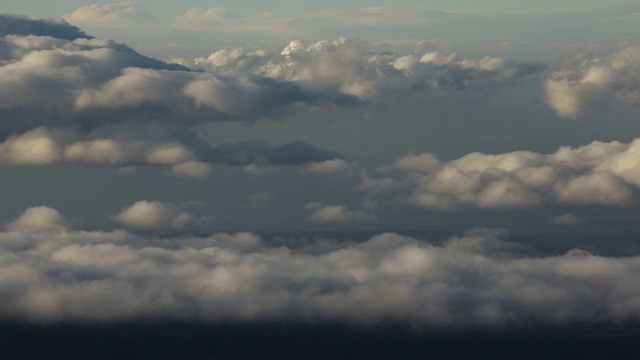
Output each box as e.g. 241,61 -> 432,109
1,207 -> 639,327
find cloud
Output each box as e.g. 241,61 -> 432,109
1,211 -> 640,327
368,137 -> 640,210
170,160 -> 212,178
190,38 -> 545,102
115,201 -> 192,229
0,127 -> 348,176
553,214 -> 580,225
304,202 -> 375,222
308,159 -> 355,173
0,16 -> 357,137
167,7 -> 464,39
5,206 -> 68,233
0,127 -> 193,165
0,14 -> 91,40
204,139 -> 344,166
545,46 -> 640,118
65,2 -> 155,29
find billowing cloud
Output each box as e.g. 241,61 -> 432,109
304,202 -> 375,222
546,46 -> 640,118
1,210 -> 640,328
5,206 -> 68,233
115,201 -> 191,229
368,136 -> 640,210
0,15 -> 357,135
191,38 -> 545,101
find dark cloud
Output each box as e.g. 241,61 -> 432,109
0,14 -> 91,40
205,139 -> 334,166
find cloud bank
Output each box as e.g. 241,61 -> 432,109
190,38 -> 545,101
0,127 -> 345,176
364,136 -> 640,210
0,14 -> 357,135
1,207 -> 639,328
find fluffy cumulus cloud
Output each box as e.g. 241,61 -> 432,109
0,15 -> 375,176
546,46 -> 640,118
366,136 -> 640,210
1,209 -> 640,327
115,201 -> 192,229
0,15 -> 356,132
0,127 -> 341,176
5,206 -> 68,233
304,202 -> 375,222
190,38 -> 545,101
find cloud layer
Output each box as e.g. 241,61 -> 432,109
1,207 -> 639,327
363,136 -> 640,210
190,38 -> 545,101
0,126 -> 345,176
0,14 -> 357,136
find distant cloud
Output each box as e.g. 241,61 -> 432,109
368,137 -> 640,210
65,2 -> 155,29
0,14 -> 90,40
546,46 -> 640,118
204,139 -> 345,166
308,159 -> 355,173
0,17 -> 357,137
5,206 -> 68,233
553,213 -> 580,225
115,201 -> 191,229
190,38 -> 545,102
170,160 -> 212,178
304,202 -> 376,222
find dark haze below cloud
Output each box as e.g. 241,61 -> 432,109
2,321 -> 640,360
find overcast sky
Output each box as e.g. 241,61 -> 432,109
2,1 -> 640,345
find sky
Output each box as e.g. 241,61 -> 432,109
2,1 -> 640,357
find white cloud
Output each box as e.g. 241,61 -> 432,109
65,2 -> 155,28
545,46 -> 640,118
308,159 -> 354,173
0,22 -> 356,136
115,201 -> 192,229
171,160 -> 212,178
368,137 -> 640,210
304,202 -> 376,222
5,206 -> 68,233
188,38 -> 544,102
1,214 -> 640,327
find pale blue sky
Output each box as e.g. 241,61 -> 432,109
5,0 -> 640,18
